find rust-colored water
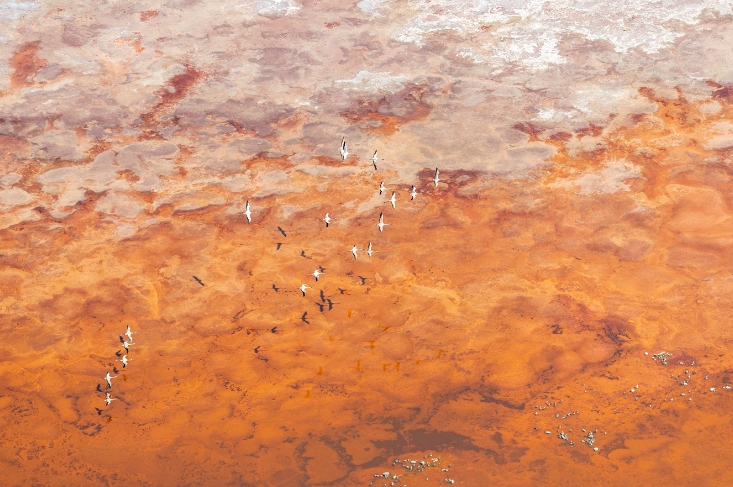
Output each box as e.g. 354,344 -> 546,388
2,84 -> 733,486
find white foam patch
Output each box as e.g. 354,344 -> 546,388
95,192 -> 145,219
393,0 -> 733,71
0,1 -> 39,20
553,159 -> 642,195
256,0 -> 301,16
335,70 -> 408,92
0,187 -> 33,207
357,0 -> 392,16
705,122 -> 733,150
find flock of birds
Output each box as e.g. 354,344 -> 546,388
249,137 -> 441,317
94,138 -> 441,412
96,324 -> 137,411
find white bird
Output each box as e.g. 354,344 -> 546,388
313,269 -> 323,281
124,325 -> 137,343
379,182 -> 387,195
104,393 -> 116,406
377,212 -> 388,232
410,186 -> 417,200
433,168 -> 440,187
244,201 -> 252,224
367,241 -> 374,257
122,340 -> 133,353
300,284 -> 311,296
387,191 -> 396,209
118,355 -> 132,368
371,150 -> 379,170
324,213 -> 331,228
351,245 -> 359,260
103,372 -> 117,388
339,137 -> 349,160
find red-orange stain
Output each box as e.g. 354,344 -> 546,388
9,41 -> 46,88
140,10 -> 159,21
3,84 -> 733,486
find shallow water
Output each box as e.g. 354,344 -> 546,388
2,1 -> 733,486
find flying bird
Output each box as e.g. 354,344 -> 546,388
357,276 -> 367,285
319,289 -> 326,303
272,284 -> 280,293
277,226 -> 287,237
351,245 -> 359,260
313,269 -> 323,281
124,325 -> 137,343
371,150 -> 379,170
104,393 -> 116,406
377,212 -> 388,232
244,201 -> 252,224
387,192 -> 396,209
411,186 -> 417,200
301,312 -> 310,324
433,168 -> 440,187
339,137 -> 349,160
367,241 -> 374,258
314,302 -> 325,313
118,355 -> 132,368
103,372 -> 117,388
324,213 -> 331,228
379,181 -> 387,195
326,298 -> 336,311
299,284 -> 311,296
121,340 -> 132,353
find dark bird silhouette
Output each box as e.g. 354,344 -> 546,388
357,276 -> 367,285
193,276 -> 204,286
337,288 -> 347,294
314,302 -> 325,313
96,384 -> 103,393
113,366 -> 120,374
301,312 -> 310,324
300,250 -> 307,258
327,298 -> 336,311
319,290 -> 326,303
271,326 -> 277,334
254,346 -> 260,353
119,335 -> 125,344
272,284 -> 280,292
276,243 -> 282,250
94,407 -> 103,416
115,350 -> 122,357
318,265 -> 326,273
277,226 -> 287,237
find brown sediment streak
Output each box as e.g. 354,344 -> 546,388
9,41 -> 46,88
140,10 -> 159,21
341,85 -> 433,136
139,64 -> 203,137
